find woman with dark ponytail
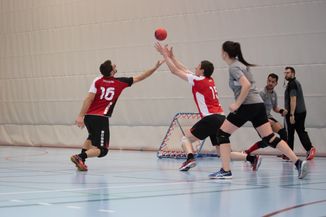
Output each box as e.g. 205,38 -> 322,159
222,41 -> 255,67
208,41 -> 309,179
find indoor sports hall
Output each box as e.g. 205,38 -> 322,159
0,0 -> 325,216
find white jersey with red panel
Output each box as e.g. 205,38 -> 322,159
87,76 -> 133,117
186,73 -> 224,117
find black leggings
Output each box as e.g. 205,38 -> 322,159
285,112 -> 312,151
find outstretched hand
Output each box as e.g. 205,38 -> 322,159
155,59 -> 165,69
154,42 -> 170,57
154,42 -> 188,81
168,46 -> 174,58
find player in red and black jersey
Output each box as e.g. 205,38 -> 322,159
155,43 -> 261,172
71,59 -> 164,171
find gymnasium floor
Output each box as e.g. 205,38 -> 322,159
0,146 -> 325,217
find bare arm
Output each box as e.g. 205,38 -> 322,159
290,96 -> 296,115
165,55 -> 189,81
235,75 -> 251,107
273,106 -> 281,113
133,60 -> 164,84
229,75 -> 250,112
288,95 -> 297,124
75,92 -> 95,128
169,47 -> 188,72
273,106 -> 288,116
155,43 -> 189,81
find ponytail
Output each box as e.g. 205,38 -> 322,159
234,42 -> 255,67
222,41 -> 256,67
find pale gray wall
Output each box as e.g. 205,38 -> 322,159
0,0 -> 325,155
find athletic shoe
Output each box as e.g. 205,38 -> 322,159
297,160 -> 309,179
70,155 -> 88,171
208,168 -> 232,179
179,159 -> 196,171
306,146 -> 316,160
251,155 -> 262,171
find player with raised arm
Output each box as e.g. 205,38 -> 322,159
155,43 -> 261,172
71,59 -> 164,171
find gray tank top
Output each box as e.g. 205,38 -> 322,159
228,60 -> 263,104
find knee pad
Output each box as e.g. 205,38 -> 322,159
262,133 -> 281,148
278,128 -> 288,142
98,147 -> 109,158
216,129 -> 231,145
258,140 -> 269,148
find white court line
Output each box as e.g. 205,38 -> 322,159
66,206 -> 82,209
98,209 -> 115,213
37,202 -> 52,206
10,199 -> 24,203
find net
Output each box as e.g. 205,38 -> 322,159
157,112 -> 217,159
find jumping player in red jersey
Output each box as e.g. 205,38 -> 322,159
155,43 -> 261,172
71,59 -> 164,171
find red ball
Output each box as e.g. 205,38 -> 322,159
154,28 -> 167,41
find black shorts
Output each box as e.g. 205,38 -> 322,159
226,103 -> 268,128
190,114 -> 225,146
84,115 -> 110,148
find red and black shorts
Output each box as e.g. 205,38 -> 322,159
84,115 -> 110,148
190,114 -> 226,146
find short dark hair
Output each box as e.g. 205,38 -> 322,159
200,60 -> 214,77
268,73 -> 279,82
285,66 -> 295,74
100,60 -> 113,77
